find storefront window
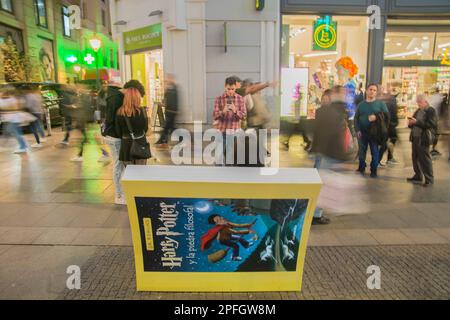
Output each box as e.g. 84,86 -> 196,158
281,15 -> 369,119
384,32 -> 434,60
435,32 -> 450,61
383,66 -> 450,118
383,30 -> 450,119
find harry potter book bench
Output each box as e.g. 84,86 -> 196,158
122,166 -> 322,292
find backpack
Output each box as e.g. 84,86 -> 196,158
369,112 -> 388,145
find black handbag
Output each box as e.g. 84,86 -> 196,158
124,117 -> 152,160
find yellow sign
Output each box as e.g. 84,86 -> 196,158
441,48 -> 450,66
313,17 -> 337,51
143,218 -> 155,251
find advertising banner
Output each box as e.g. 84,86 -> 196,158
122,166 -> 322,292
136,197 -> 309,273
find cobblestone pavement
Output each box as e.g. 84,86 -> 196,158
60,244 -> 450,300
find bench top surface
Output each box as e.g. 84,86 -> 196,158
122,166 -> 322,184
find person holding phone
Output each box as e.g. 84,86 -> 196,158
213,77 -> 247,166
407,94 -> 438,187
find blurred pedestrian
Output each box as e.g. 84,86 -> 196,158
95,82 -> 111,163
355,84 -> 390,178
407,94 -> 438,187
69,86 -> 91,162
310,89 -> 335,225
59,85 -> 79,146
312,87 -> 350,167
155,74 -> 179,148
244,80 -> 272,130
115,80 -> 149,167
428,86 -> 444,156
102,79 -> 125,204
379,87 -> 399,165
441,92 -> 450,162
355,83 -> 365,106
0,88 -> 35,154
24,87 -> 47,148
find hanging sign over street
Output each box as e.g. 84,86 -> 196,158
124,24 -> 162,55
313,16 -> 337,51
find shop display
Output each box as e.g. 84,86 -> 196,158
281,16 -> 368,123
383,66 -> 450,119
335,56 -> 359,119
281,68 -> 308,119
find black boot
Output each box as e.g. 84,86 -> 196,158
370,169 -> 378,178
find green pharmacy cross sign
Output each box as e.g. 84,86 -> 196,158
313,16 -> 337,51
84,54 -> 95,65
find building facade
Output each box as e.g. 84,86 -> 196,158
110,0 -> 450,125
110,0 -> 280,124
0,0 -> 119,84
281,0 -> 450,119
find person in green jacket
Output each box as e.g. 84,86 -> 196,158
355,84 -> 389,178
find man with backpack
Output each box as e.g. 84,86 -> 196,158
355,84 -> 390,178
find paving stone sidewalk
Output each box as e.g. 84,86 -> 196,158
60,244 -> 450,300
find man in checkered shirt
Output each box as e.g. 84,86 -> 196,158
213,77 -> 247,165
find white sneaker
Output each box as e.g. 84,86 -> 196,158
115,196 -> 127,206
14,148 -> 28,154
40,138 -> 47,143
98,155 -> 110,163
387,159 -> 400,165
31,143 -> 43,148
61,141 -> 69,146
70,156 -> 83,162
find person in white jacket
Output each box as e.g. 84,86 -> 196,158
0,89 -> 35,154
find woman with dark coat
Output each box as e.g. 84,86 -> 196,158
115,81 -> 148,166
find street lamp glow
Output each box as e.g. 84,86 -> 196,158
89,37 -> 102,52
73,65 -> 81,73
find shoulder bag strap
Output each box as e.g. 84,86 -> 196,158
124,116 -> 135,139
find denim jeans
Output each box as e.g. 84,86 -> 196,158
30,113 -> 45,144
105,136 -> 124,197
221,132 -> 238,166
7,122 -> 28,150
358,131 -> 380,171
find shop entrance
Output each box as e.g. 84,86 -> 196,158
281,15 -> 369,121
131,49 -> 165,128
382,29 -> 450,120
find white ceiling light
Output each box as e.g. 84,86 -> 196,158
422,36 -> 429,40
385,49 -> 423,59
396,42 -> 402,46
438,42 -> 450,49
303,51 -> 338,58
290,27 -> 306,38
